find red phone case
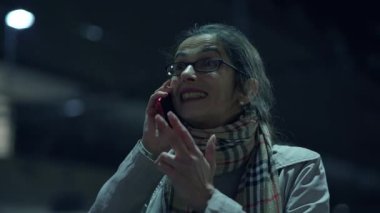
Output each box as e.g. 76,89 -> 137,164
154,95 -> 176,126
155,97 -> 165,117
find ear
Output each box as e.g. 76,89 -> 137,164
238,79 -> 258,105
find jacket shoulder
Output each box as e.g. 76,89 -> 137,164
272,144 -> 321,170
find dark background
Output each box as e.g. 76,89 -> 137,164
0,0 -> 379,212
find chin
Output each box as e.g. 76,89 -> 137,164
178,110 -> 208,126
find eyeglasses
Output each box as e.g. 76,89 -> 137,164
165,58 -> 243,76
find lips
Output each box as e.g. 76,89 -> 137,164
179,88 -> 208,102
181,92 -> 207,101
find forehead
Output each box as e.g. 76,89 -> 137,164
175,34 -> 226,58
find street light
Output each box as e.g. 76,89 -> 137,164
5,9 -> 35,30
4,8 -> 35,62
1,9 -> 35,158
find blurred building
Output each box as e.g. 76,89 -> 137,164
0,0 -> 379,212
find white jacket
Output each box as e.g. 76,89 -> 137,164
90,142 -> 330,212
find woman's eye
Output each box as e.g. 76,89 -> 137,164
175,63 -> 187,70
201,59 -> 218,68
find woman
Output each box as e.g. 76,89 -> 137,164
90,24 -> 329,212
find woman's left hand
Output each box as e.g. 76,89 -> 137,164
154,111 -> 217,211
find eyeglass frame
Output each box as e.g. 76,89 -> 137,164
165,58 -> 247,77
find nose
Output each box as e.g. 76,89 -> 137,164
180,64 -> 196,82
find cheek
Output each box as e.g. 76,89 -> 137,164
218,78 -> 236,99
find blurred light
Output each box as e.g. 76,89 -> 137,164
63,99 -> 84,117
0,95 -> 13,159
80,24 -> 103,42
5,9 -> 35,30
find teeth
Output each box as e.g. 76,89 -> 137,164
181,92 -> 207,100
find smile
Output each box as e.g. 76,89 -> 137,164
181,92 -> 207,101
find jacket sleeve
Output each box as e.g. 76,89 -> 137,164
89,141 -> 163,213
204,189 -> 245,213
204,158 -> 330,213
283,157 -> 330,213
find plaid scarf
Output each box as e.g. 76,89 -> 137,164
162,113 -> 282,212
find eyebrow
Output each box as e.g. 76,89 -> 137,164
175,46 -> 221,59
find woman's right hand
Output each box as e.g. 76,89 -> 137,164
141,79 -> 174,157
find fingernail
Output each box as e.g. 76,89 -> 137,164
171,76 -> 178,82
211,134 -> 216,146
170,77 -> 178,87
167,111 -> 174,118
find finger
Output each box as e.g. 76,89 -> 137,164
166,112 -> 194,155
155,114 -> 169,129
154,79 -> 173,93
168,112 -> 201,156
154,114 -> 174,140
155,152 -> 178,176
146,79 -> 174,116
146,91 -> 169,116
205,134 -> 217,176
156,161 -> 184,189
169,76 -> 179,88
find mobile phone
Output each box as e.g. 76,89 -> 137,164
154,94 -> 176,125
